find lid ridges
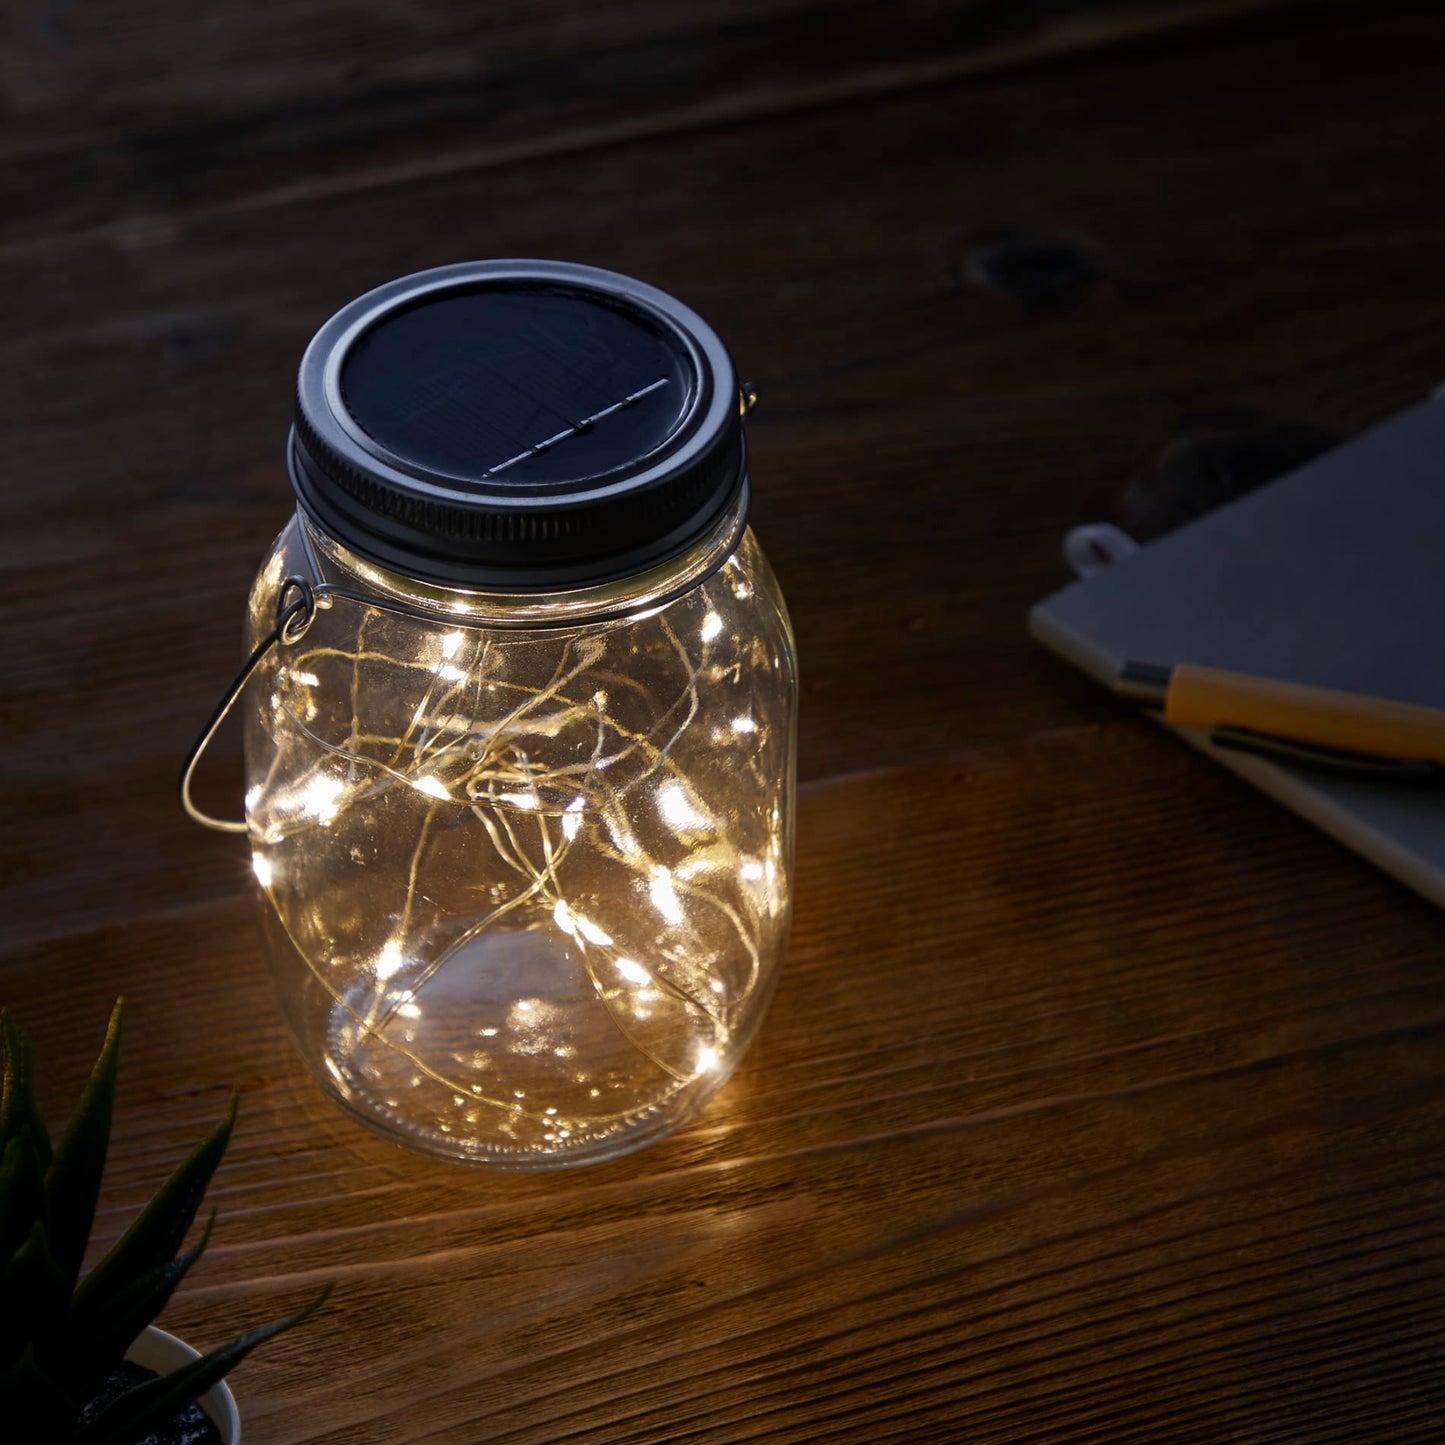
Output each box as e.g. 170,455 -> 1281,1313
290,261 -> 744,590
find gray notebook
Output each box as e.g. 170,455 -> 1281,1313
1029,392 -> 1445,908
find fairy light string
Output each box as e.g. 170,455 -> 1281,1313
246,536 -> 788,1151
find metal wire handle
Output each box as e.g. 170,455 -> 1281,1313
182,382 -> 762,834
179,525 -> 496,833
179,576 -> 318,833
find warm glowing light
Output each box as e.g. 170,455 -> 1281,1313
241,530 -> 792,1166
658,783 -> 689,827
301,774 -> 345,825
649,871 -> 683,925
607,815 -> 641,857
562,796 -> 585,840
375,941 -> 404,981
555,899 -> 612,947
659,782 -> 708,831
575,913 -> 612,947
616,958 -> 650,985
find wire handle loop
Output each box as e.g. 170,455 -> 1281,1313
179,577 -> 317,833
180,469 -> 753,835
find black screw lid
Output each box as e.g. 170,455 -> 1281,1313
289,260 -> 748,590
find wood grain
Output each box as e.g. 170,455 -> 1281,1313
0,0 -> 1331,247
7,727 -> 1445,1441
9,2 -> 1445,948
6,0 -> 1445,1439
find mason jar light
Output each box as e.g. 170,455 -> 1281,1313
184,261 -> 797,1168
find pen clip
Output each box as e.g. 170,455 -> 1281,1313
1210,726 -> 1445,784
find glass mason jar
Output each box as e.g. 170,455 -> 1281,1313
196,262 -> 796,1168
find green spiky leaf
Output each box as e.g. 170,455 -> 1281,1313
0,1003 -> 330,1439
0,1346 -> 82,1443
1,1012 -> 29,1144
0,1133 -> 46,1273
70,1093 -> 234,1334
0,1220 -> 69,1369
1,1013 -> 51,1175
52,1215 -> 216,1404
76,1285 -> 332,1445
42,1001 -> 122,1298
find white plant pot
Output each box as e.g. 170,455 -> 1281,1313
124,1326 -> 242,1444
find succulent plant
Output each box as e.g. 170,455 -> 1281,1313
0,999 -> 329,1443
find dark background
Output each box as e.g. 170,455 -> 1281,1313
10,0 -> 1445,949
6,2 -> 1445,1440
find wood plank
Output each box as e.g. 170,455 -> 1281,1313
6,4 -> 1445,948
5,729 -> 1445,1440
1,1 -> 1335,247
7,0 -> 1445,1439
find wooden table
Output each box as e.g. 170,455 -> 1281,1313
7,2 -> 1445,1439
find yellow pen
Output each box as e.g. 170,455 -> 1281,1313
1118,661 -> 1445,779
